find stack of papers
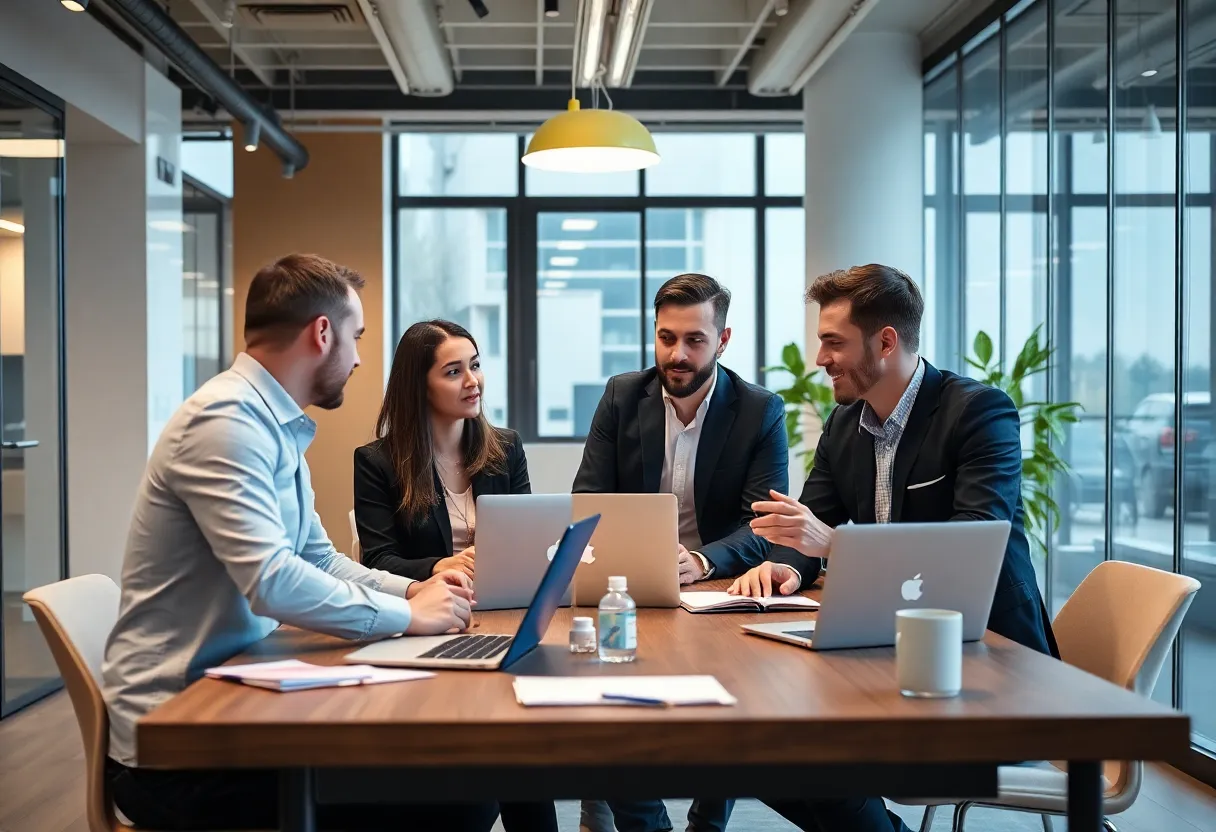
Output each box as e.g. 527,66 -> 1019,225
513,675 -> 736,707
679,591 -> 820,614
205,659 -> 434,692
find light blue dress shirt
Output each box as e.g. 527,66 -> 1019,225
102,353 -> 415,765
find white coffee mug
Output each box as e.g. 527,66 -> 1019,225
895,608 -> 963,698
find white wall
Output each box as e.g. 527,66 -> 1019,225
803,33 -> 924,287
3,2 -> 186,581
0,0 -> 144,143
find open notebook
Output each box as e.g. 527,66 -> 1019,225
205,659 -> 434,692
679,591 -> 820,614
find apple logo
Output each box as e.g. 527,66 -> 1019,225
901,573 -> 924,602
546,540 -> 596,564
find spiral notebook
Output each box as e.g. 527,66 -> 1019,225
678,591 -> 820,614
205,659 -> 434,692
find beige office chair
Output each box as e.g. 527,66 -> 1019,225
23,574 -> 125,832
349,508 -> 361,562
902,560 -> 1201,832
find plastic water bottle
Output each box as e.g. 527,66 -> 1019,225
598,576 -> 637,663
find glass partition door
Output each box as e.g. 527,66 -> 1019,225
0,74 -> 66,716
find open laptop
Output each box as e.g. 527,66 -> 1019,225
343,513 -> 601,670
571,493 -> 681,608
742,520 -> 1010,651
475,494 -> 575,611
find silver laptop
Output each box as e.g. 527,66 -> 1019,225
475,494 -> 575,610
571,493 -> 681,608
343,514 -> 600,670
742,521 -> 1010,651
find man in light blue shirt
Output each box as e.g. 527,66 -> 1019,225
102,254 -> 495,831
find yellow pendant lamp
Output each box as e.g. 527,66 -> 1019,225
524,98 -> 659,173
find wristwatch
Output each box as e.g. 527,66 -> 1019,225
692,551 -> 714,580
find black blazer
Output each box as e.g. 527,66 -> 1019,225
770,361 -> 1059,657
572,365 -> 788,578
353,429 -> 531,580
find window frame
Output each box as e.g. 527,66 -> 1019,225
390,132 -> 803,443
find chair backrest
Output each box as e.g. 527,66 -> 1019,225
23,574 -> 122,832
349,508 -> 361,562
1052,560 -> 1201,806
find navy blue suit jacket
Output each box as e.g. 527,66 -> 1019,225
573,365 -> 788,578
770,362 -> 1059,657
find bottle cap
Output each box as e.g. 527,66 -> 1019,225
572,616 -> 594,631
608,575 -> 627,592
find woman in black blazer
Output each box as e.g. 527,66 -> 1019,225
355,318 -> 532,580
354,320 -> 552,832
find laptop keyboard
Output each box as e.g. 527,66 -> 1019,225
786,630 -> 817,640
419,634 -> 513,660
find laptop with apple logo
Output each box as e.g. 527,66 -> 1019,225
742,520 -> 1010,651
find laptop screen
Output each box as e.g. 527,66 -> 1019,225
499,513 -> 601,670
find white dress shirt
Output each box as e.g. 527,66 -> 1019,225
660,370 -> 718,576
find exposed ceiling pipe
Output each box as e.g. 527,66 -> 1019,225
102,0 -> 310,171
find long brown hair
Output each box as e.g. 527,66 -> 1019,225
376,319 -> 508,525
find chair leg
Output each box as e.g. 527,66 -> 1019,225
1040,814 -> 1055,832
951,802 -> 973,832
918,805 -> 938,832
1102,819 -> 1118,832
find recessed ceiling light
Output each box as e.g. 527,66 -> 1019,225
550,256 -> 579,267
1141,68 -> 1158,77
561,218 -> 598,231
61,0 -> 88,10
556,240 -> 586,251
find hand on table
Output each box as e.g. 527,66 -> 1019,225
727,561 -> 801,598
749,490 -> 833,557
677,544 -> 707,585
405,570 -> 475,634
433,546 -> 475,579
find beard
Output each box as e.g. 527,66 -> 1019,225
312,350 -> 353,411
830,340 -> 882,405
659,355 -> 717,399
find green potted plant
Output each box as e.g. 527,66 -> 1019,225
765,343 -> 835,475
966,325 -> 1082,561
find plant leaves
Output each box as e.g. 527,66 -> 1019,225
973,330 -> 994,366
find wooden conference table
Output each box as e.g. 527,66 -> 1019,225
138,582 -> 1189,832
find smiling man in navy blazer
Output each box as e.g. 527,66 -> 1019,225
731,263 -> 1057,832
573,272 -> 787,832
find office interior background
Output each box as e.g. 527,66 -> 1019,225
3,0 -> 1216,816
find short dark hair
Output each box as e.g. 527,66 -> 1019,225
653,273 -> 731,332
807,263 -> 923,352
244,253 -> 366,348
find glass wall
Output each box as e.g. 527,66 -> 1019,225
392,131 -> 805,441
181,180 -> 229,397
0,69 -> 66,716
924,0 -> 1216,754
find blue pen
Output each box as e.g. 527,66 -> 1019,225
600,692 -> 673,708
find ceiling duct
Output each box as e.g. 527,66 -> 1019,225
103,0 -> 310,171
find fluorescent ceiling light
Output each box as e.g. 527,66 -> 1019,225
550,256 -> 579,267
545,270 -> 575,279
556,240 -> 587,251
61,0 -> 88,10
354,0 -> 453,95
575,0 -> 609,87
0,139 -> 64,158
606,0 -> 655,87
1141,68 -> 1158,77
0,219 -> 25,234
749,0 -> 880,96
544,281 -> 569,289
562,218 -> 598,231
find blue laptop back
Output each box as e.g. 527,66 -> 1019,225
499,513 -> 601,670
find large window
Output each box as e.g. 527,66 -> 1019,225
392,132 -> 804,441
924,0 -> 1216,757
